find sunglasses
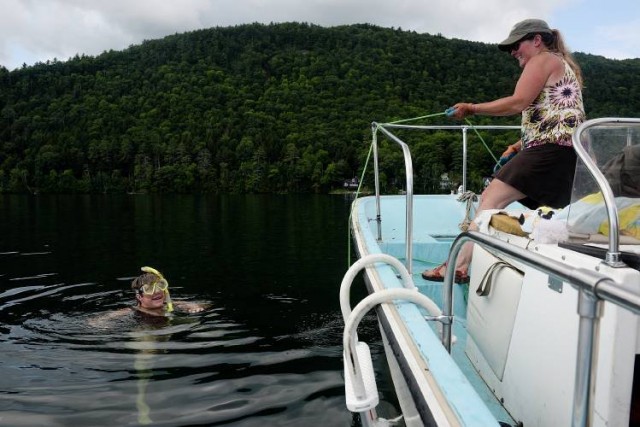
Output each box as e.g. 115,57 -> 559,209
508,34 -> 536,52
139,279 -> 169,295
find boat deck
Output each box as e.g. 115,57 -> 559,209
353,194 -> 519,424
411,259 -> 514,423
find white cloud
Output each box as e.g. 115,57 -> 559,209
0,0 -> 636,70
591,19 -> 640,59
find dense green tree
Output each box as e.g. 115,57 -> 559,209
0,23 -> 638,194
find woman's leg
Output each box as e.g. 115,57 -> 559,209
453,179 -> 526,271
477,178 -> 527,213
423,179 -> 525,281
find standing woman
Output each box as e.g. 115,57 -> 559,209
423,18 -> 585,283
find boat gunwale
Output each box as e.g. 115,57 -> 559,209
349,196 -> 502,426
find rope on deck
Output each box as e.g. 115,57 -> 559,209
457,191 -> 478,232
347,110 -> 511,267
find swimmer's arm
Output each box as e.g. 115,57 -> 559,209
172,300 -> 209,314
87,307 -> 132,327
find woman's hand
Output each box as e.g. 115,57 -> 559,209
500,140 -> 522,158
501,145 -> 518,158
449,103 -> 475,119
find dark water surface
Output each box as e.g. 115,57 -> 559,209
0,194 -> 395,426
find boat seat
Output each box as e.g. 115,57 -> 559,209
466,246 -> 524,381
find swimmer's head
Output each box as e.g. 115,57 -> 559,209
131,266 -> 173,312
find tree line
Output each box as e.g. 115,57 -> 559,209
1,22 -> 639,194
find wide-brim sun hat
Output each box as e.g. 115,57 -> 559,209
498,18 -> 552,51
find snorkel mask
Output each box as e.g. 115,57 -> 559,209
140,266 -> 174,312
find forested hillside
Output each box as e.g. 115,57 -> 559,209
1,23 -> 639,194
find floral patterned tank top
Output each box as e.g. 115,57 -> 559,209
521,55 -> 585,149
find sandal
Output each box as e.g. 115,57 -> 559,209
455,270 -> 470,285
422,262 -> 470,284
422,262 -> 447,282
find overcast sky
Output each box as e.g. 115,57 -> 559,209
1,0 -> 639,71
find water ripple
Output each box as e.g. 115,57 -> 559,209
0,283 -> 354,426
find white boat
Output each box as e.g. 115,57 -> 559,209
340,118 -> 640,426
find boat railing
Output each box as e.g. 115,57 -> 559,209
572,118 -> 640,266
371,122 -> 520,273
340,253 -> 448,421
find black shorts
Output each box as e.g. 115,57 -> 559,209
494,143 -> 577,210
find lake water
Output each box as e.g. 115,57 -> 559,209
0,194 -> 400,426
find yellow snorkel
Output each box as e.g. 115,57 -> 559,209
141,266 -> 174,313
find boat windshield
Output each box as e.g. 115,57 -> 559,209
566,122 -> 640,244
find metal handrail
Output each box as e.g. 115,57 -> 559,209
372,123 -> 414,273
370,123 -> 519,274
340,253 -> 416,322
343,288 -> 445,415
339,253 -> 438,418
572,118 -> 640,267
441,230 -> 640,427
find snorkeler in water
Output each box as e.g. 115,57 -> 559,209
88,266 -> 207,327
131,266 -> 206,316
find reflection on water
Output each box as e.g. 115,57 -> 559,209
0,272 -> 351,426
0,195 -> 399,426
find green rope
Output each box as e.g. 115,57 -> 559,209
464,118 -> 500,163
386,111 -> 448,125
347,139 -> 374,267
386,113 -> 501,164
346,110 -> 508,268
